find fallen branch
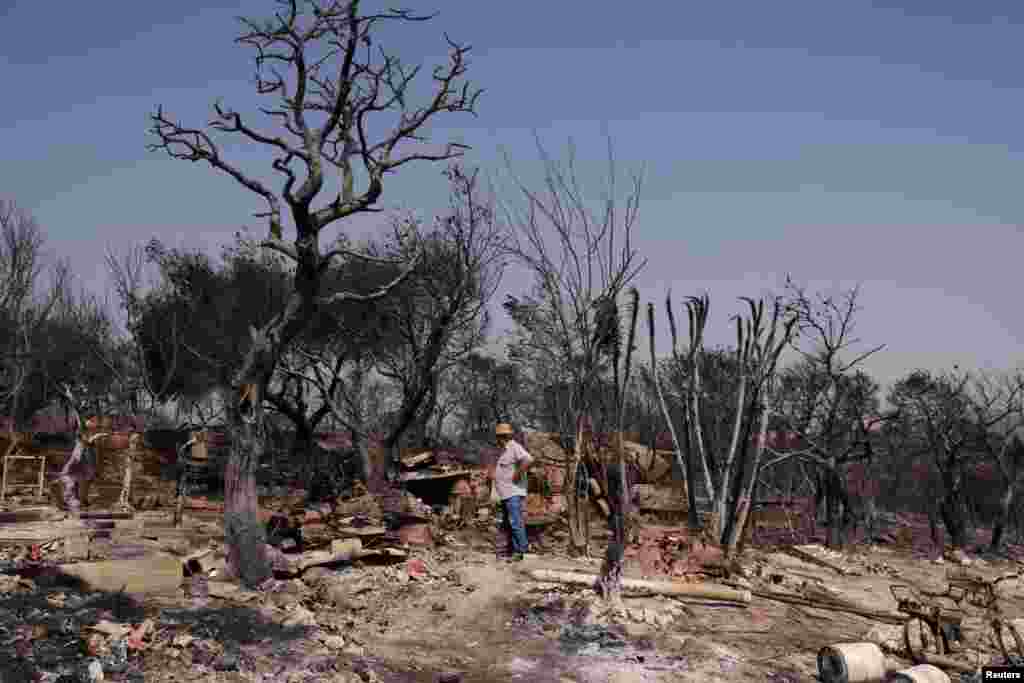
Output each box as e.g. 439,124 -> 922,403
751,588 -> 905,624
527,568 -> 752,604
781,545 -> 856,576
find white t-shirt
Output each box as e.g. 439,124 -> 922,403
494,439 -> 533,500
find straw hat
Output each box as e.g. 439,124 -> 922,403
495,423 -> 514,436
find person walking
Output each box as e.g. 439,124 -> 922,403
492,422 -> 533,562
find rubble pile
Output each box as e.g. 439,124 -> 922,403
379,449 -> 479,547
6,426 -> 1024,682
0,433 -> 177,513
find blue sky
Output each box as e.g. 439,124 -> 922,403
2,0 -> 1022,386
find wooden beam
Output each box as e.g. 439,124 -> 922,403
527,568 -> 752,604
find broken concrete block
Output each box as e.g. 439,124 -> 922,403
57,553 -> 183,595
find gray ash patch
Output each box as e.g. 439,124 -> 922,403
509,594 -> 567,631
558,623 -> 628,655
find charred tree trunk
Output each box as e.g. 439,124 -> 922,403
814,470 -> 826,523
689,367 -> 717,509
928,505 -> 943,548
291,418 -> 316,483
941,495 -> 969,549
721,387 -> 758,546
819,462 -> 854,549
224,388 -> 272,588
266,384 -> 329,483
411,381 -> 440,446
725,403 -> 770,558
990,484 -> 1015,551
596,436 -> 629,604
812,465 -> 848,550
939,468 -> 970,549
290,419 -> 314,459
225,244 -> 319,587
680,407 -> 701,529
645,303 -> 700,530
824,468 -> 842,548
383,376 -> 444,482
713,371 -> 749,542
597,288 -> 639,603
565,416 -> 591,557
937,497 -> 962,548
351,428 -> 371,485
990,466 -> 1023,552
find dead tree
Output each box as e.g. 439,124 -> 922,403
594,287 -> 640,604
663,293 -> 795,545
273,166 -> 505,487
887,368 -> 1014,550
775,282 -> 884,549
373,167 -> 507,474
969,372 -> 1023,552
646,302 -> 699,529
658,294 -> 795,548
56,385 -> 110,514
147,0 -> 480,587
105,244 -> 183,414
675,295 -> 717,504
502,135 -> 646,557
721,299 -> 795,558
0,200 -> 69,438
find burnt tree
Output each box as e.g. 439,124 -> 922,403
278,167 -> 505,482
773,282 -> 885,549
372,167 -> 505,472
147,0 -> 480,587
887,369 -> 1014,550
968,372 -> 1023,552
502,136 -> 646,558
0,201 -> 74,435
594,287 -> 640,604
659,294 -> 795,549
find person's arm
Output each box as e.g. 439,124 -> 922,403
514,443 -> 534,480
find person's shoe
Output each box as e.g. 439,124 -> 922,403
507,553 -> 525,562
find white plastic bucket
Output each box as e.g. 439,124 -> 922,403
817,642 -> 888,683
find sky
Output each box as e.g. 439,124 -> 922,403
2,0 -> 1023,390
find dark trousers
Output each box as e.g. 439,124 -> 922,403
501,495 -> 528,554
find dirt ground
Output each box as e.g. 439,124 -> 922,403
2,493 -> 1024,683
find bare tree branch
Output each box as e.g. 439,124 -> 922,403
317,243 -> 410,275
317,249 -> 421,305
148,106 -> 287,239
